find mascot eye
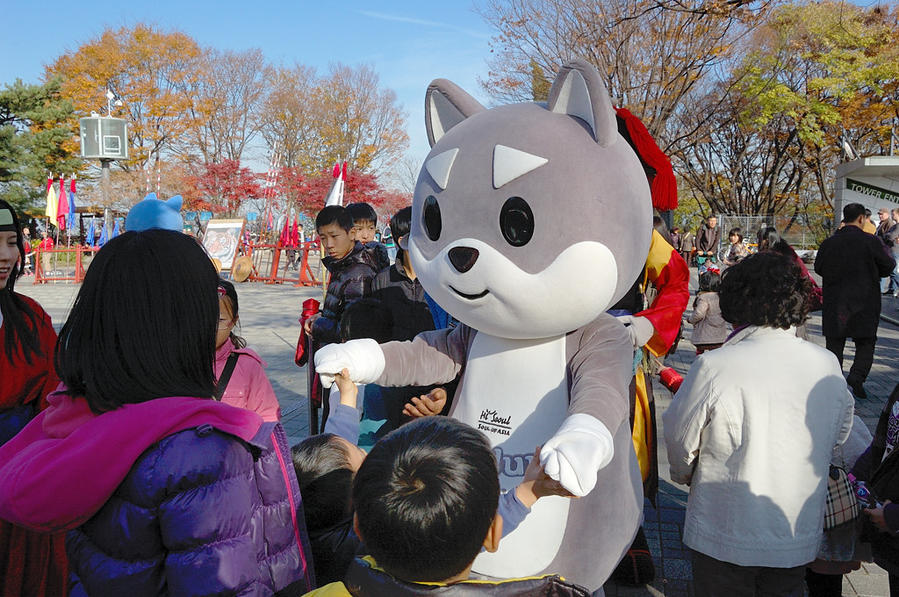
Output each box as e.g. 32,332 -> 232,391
499,197 -> 534,247
423,195 -> 442,241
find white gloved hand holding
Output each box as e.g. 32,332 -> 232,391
539,413 -> 614,497
313,339 -> 385,389
616,314 -> 655,348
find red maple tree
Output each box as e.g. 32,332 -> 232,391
183,159 -> 263,216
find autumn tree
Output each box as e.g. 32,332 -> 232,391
179,48 -> 269,164
46,24 -> 205,171
477,0 -> 769,142
260,63 -> 408,176
182,159 -> 262,216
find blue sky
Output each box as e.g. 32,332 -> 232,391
1,1 -> 495,179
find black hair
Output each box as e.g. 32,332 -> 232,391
652,215 -> 673,245
316,205 -> 354,233
339,298 -> 393,343
0,200 -> 43,363
218,279 -> 246,349
756,227 -> 792,256
698,270 -> 721,293
292,434 -> 355,531
345,202 -> 378,226
844,203 -> 866,223
352,417 -> 500,583
56,230 -> 219,413
389,206 -> 412,266
719,251 -> 811,329
728,227 -> 743,243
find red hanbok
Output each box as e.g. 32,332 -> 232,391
0,294 -> 67,597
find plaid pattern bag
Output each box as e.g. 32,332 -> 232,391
824,465 -> 861,530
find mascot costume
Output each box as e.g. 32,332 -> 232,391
315,59 -> 650,591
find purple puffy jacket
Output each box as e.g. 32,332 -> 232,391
66,422 -> 315,596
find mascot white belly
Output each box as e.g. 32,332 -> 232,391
451,333 -> 570,576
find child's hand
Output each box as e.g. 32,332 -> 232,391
334,368 -> 358,408
515,446 -> 577,508
303,313 -> 320,336
865,500 -> 893,533
402,387 -> 447,418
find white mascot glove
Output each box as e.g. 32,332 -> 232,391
539,413 -> 614,497
313,339 -> 385,389
617,314 -> 655,348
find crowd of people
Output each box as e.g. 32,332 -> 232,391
2,194 -> 899,597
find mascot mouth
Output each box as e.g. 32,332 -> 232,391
449,285 -> 489,301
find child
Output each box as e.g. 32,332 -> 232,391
346,202 -> 390,271
371,206 -> 452,435
688,269 -> 729,354
301,415 -> 587,595
305,205 -> 379,345
723,227 -> 749,267
0,229 -> 314,595
215,280 -> 281,421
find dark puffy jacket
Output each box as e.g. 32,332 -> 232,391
309,517 -> 362,587
371,262 -> 435,342
67,423 -> 315,596
312,243 -> 379,345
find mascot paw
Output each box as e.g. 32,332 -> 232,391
540,414 -> 614,497
617,315 -> 654,348
313,339 -> 385,388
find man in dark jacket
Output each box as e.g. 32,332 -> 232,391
305,206 -> 379,346
696,215 -> 720,264
875,207 -> 899,294
815,202 -> 896,399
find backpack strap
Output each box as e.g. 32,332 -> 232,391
215,352 -> 241,401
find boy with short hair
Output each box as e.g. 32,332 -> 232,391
305,205 -> 379,345
304,417 -> 589,596
345,202 -> 390,271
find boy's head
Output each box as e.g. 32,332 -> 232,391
339,298 -> 393,343
352,417 -> 501,583
698,270 -> 720,293
389,206 -> 412,266
346,202 -> 378,244
292,433 -> 365,532
316,206 -> 356,260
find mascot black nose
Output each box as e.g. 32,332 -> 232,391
448,247 -> 479,273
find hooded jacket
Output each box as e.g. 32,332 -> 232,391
0,393 -> 315,596
313,242 -> 379,345
215,342 -> 281,422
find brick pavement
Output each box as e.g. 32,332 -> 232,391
18,272 -> 899,596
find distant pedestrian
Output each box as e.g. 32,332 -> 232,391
814,202 -> 896,399
696,215 -> 720,269
680,228 -> 696,266
688,269 -> 729,354
875,207 -> 899,295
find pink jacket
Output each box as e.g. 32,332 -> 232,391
215,343 -> 281,422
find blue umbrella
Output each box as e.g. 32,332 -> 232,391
97,221 -> 108,247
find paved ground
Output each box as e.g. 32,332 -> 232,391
18,270 -> 899,596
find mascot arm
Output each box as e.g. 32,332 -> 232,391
538,316 -> 632,497
661,357 -> 714,486
376,325 -> 471,387
314,339 -> 386,388
636,233 -> 690,356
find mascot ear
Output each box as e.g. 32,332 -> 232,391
547,59 -> 617,147
166,195 -> 183,212
425,79 -> 486,147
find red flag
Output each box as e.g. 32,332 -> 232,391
280,216 -> 290,246
46,174 -> 53,194
342,162 -> 348,179
70,175 -> 76,195
291,217 -> 299,247
332,162 -> 340,178
57,177 -> 69,226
